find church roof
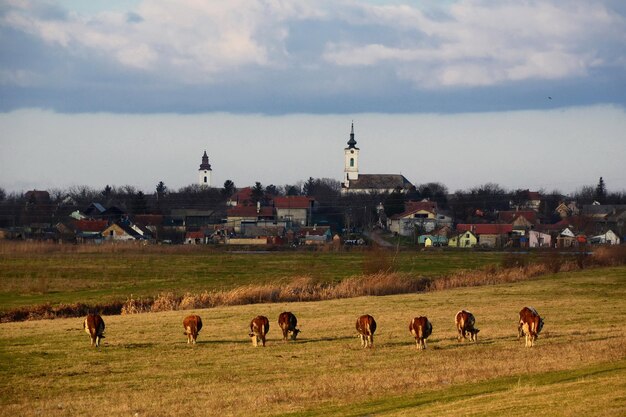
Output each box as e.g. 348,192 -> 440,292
346,174 -> 413,191
199,150 -> 212,170
346,122 -> 358,149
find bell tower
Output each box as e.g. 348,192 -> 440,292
343,122 -> 359,187
198,150 -> 212,187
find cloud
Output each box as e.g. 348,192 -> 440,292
323,1 -> 625,88
0,0 -> 625,113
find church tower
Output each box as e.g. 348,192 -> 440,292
343,122 -> 359,187
198,150 -> 212,187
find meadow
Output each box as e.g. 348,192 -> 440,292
1,266 -> 624,416
0,241 -> 503,311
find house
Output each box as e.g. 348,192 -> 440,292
417,234 -> 448,247
388,200 -> 441,236
555,201 -> 579,218
241,224 -> 285,245
83,203 -> 106,218
341,123 -> 414,194
274,196 -> 314,226
389,205 -> 436,236
456,224 -> 513,248
589,230 -> 621,245
170,209 -> 221,228
510,190 -> 541,211
226,204 -> 275,233
556,227 -> 577,248
296,226 -> 332,245
102,222 -> 144,241
73,219 -> 108,243
448,230 -> 478,248
498,211 -> 537,229
528,230 -> 552,248
227,187 -> 253,207
184,230 -> 207,244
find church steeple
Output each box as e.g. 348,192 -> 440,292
346,121 -> 358,149
343,122 -> 359,187
199,150 -> 212,170
198,150 -> 212,187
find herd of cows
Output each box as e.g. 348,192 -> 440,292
82,306 -> 545,349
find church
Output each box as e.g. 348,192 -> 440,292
341,123 -> 413,194
198,150 -> 212,187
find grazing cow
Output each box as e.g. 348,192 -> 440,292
183,314 -> 203,345
409,316 -> 432,350
278,312 -> 300,341
83,314 -> 105,347
518,306 -> 544,347
249,315 -> 270,347
356,314 -> 377,348
455,310 -> 479,342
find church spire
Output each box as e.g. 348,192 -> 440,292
346,121 -> 357,149
199,150 -> 212,170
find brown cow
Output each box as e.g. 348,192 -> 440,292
356,314 -> 376,348
278,312 -> 300,341
183,314 -> 203,345
83,313 -> 105,347
518,306 -> 544,347
409,316 -> 432,350
249,315 -> 270,347
455,310 -> 479,342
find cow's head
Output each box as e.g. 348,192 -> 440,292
291,328 -> 301,340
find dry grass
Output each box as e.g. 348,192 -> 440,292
1,267 -> 625,417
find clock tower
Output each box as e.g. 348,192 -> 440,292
198,150 -> 212,187
343,122 -> 359,187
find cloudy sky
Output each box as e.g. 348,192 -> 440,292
1,0 -> 625,194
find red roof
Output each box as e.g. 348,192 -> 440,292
273,196 -> 314,209
456,224 -> 513,235
73,219 -> 108,232
228,187 -> 253,206
498,211 -> 537,224
405,200 -> 437,213
185,231 -> 205,239
227,206 -> 274,217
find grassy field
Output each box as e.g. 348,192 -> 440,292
0,242 -> 503,310
1,266 -> 624,416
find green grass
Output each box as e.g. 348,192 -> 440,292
0,266 -> 624,416
0,245 -> 503,310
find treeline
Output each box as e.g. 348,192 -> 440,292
0,177 -> 625,229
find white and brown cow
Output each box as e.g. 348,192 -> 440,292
278,312 -> 300,341
183,314 -> 203,345
518,306 -> 544,347
356,314 -> 377,348
83,313 -> 105,347
409,316 -> 432,350
249,315 -> 270,347
455,310 -> 479,342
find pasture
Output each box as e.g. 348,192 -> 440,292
0,242 -> 503,310
1,266 -> 624,416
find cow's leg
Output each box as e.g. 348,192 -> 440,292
261,335 -> 266,347
252,335 -> 258,347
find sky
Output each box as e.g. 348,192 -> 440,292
1,0 -> 625,195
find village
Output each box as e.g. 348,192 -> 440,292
0,125 -> 624,249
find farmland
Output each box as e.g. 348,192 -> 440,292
0,242 -> 504,310
1,266 -> 625,416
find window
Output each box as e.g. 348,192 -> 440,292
204,176 -> 207,183
350,158 -> 354,167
